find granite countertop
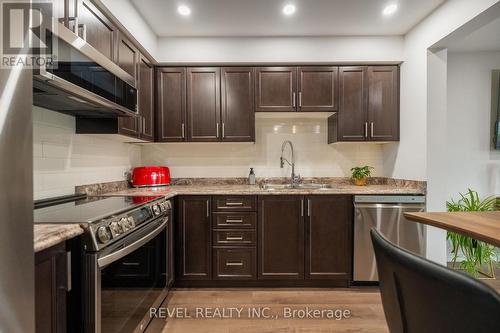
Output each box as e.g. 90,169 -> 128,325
34,224 -> 84,253
103,178 -> 426,197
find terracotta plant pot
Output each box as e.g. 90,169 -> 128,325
353,177 -> 368,186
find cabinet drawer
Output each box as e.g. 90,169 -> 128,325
213,230 -> 256,246
213,195 -> 257,211
213,212 -> 257,229
213,248 -> 256,280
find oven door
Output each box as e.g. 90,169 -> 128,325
85,217 -> 168,333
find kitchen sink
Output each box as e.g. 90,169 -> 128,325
260,183 -> 333,190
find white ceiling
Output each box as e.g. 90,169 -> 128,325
131,0 -> 446,37
447,16 -> 500,52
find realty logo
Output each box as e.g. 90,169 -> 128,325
1,0 -> 54,68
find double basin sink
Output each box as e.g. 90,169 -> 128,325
260,183 -> 333,190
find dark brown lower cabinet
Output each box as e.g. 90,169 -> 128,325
176,196 -> 212,280
213,247 -> 257,280
305,195 -> 353,280
35,243 -> 68,333
258,196 -> 304,280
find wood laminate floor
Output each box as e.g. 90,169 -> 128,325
149,287 -> 388,333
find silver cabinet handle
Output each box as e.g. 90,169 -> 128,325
299,92 -> 302,107
216,123 -> 220,138
122,262 -> 140,266
364,122 -> 368,138
181,123 -> 185,138
222,123 -> 225,139
206,200 -> 210,217
292,92 -> 296,108
66,251 -> 72,292
226,236 -> 244,241
78,23 -> 87,40
226,219 -> 243,223
226,261 -> 244,267
301,199 -> 304,217
370,122 -> 374,138
307,199 -> 311,217
226,202 -> 243,206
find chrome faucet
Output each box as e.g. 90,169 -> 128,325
280,140 -> 300,185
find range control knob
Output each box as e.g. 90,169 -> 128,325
109,221 -> 121,236
152,204 -> 161,216
119,217 -> 129,232
127,216 -> 135,229
96,226 -> 111,244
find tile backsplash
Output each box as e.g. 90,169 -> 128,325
33,106 -> 141,199
142,116 -> 387,179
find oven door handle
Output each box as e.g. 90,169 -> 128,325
97,219 -> 167,268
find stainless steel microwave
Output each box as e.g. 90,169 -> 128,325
33,18 -> 137,118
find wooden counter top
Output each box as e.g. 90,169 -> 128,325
404,211 -> 500,247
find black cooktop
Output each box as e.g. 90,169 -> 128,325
34,195 -> 160,224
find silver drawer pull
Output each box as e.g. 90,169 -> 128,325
226,236 -> 244,241
226,202 -> 243,206
226,219 -> 243,223
122,262 -> 140,266
226,261 -> 244,267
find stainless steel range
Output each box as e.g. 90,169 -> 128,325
34,195 -> 173,333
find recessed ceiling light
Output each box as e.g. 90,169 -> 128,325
382,3 -> 398,16
282,4 -> 296,16
177,5 -> 191,16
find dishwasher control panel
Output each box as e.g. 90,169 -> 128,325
354,195 -> 426,204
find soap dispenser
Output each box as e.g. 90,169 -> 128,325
248,168 -> 256,185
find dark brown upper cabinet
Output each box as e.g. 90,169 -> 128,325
258,196 -> 305,280
176,196 -> 212,280
298,67 -> 338,112
328,65 -> 399,143
116,33 -> 139,81
221,67 -> 255,142
305,196 -> 353,280
256,66 -> 339,112
255,67 -> 297,112
187,67 -> 221,142
76,0 -> 117,61
137,54 -> 154,141
368,66 -> 399,141
156,67 -> 187,142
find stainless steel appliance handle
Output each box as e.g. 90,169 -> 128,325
354,203 -> 426,209
97,219 -> 167,268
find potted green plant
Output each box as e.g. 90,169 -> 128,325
446,189 -> 498,278
350,166 -> 373,186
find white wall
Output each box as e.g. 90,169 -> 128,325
33,106 -> 141,199
156,36 -> 403,63
391,0 -> 500,264
142,116 -> 387,178
446,51 -> 500,197
99,0 -> 158,58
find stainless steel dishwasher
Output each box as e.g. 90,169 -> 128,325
353,195 -> 426,282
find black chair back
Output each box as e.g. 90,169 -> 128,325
371,228 -> 500,333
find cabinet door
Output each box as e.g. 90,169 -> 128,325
116,34 -> 139,138
76,0 -> 116,61
305,196 -> 353,280
298,66 -> 338,112
35,243 -> 68,333
157,67 -> 187,142
368,66 -> 399,141
138,55 -> 154,141
221,67 -> 255,142
255,67 -> 297,112
176,196 -> 212,280
187,67 -> 221,142
258,196 -> 304,280
337,66 -> 368,141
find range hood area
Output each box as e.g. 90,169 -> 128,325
33,19 -> 137,118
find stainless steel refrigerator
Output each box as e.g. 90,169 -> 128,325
0,49 -> 35,332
